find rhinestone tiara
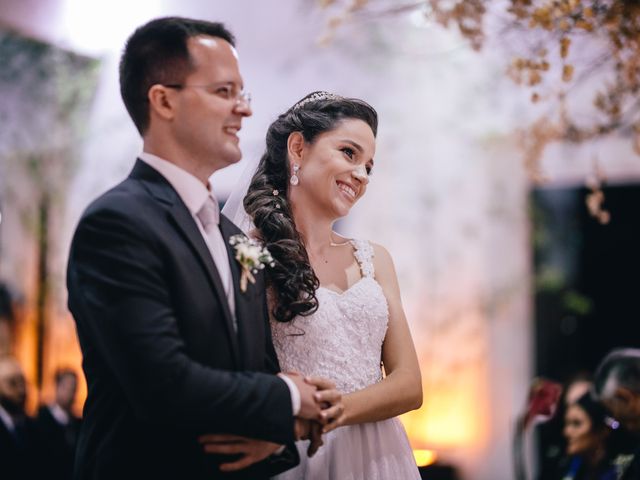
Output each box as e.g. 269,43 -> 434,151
292,91 -> 342,111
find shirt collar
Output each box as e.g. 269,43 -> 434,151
0,403 -> 15,432
49,403 -> 70,425
139,152 -> 215,215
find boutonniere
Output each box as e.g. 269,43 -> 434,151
228,234 -> 275,292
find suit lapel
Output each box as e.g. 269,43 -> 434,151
167,205 -> 241,365
219,215 -> 262,370
130,160 -> 241,366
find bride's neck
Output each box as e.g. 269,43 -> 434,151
291,207 -> 334,253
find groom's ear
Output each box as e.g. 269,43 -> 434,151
148,85 -> 177,122
287,131 -> 305,165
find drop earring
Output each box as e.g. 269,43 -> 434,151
290,164 -> 300,186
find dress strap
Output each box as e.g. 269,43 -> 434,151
350,239 -> 375,278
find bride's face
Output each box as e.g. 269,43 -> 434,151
289,118 -> 375,220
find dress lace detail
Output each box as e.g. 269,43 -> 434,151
271,240 -> 388,395
271,239 -> 420,480
351,239 -> 375,278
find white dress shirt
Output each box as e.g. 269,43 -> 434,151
138,153 -> 300,415
139,152 -> 236,321
48,403 -> 70,425
0,403 -> 14,432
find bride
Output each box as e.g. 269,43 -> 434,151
228,91 -> 422,479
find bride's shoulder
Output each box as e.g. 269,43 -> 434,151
363,242 -> 400,294
354,240 -> 395,276
334,234 -> 395,272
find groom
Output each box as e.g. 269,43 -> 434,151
67,17 -> 337,480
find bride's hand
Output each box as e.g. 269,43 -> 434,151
304,376 -> 345,433
316,399 -> 346,433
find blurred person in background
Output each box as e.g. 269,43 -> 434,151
566,375 -> 594,405
556,392 -> 616,480
593,348 -> 640,480
36,368 -> 81,480
0,277 -> 14,355
538,372 -> 593,480
0,356 -> 41,480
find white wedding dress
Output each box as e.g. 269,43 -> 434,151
271,240 -> 420,480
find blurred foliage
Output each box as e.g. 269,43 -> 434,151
0,28 -> 100,231
535,264 -> 566,292
316,1 -> 640,223
0,28 -> 100,385
563,289 -> 593,315
531,193 -> 594,316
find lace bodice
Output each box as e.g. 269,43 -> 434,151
271,240 -> 389,394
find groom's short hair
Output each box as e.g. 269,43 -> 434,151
120,17 -> 235,135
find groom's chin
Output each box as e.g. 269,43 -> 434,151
220,147 -> 243,167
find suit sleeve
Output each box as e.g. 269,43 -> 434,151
67,205 -> 295,445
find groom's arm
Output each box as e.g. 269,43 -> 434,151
67,204 -> 300,445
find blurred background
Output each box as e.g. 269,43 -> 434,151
1,1 -> 639,479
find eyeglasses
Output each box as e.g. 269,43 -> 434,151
163,83 -> 251,106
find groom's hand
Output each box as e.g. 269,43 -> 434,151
306,421 -> 324,457
294,418 -> 311,439
283,373 -> 342,426
198,434 -> 281,472
282,372 -> 322,421
294,419 -> 324,458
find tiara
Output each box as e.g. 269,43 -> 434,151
292,91 -> 342,111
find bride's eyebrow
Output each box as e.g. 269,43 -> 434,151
339,139 -> 364,153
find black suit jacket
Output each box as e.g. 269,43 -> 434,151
35,406 -> 81,480
66,160 -> 297,480
0,414 -> 42,480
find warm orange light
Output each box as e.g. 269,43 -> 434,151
13,299 -> 85,416
413,449 -> 437,467
400,350 -> 488,449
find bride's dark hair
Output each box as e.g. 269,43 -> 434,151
244,92 -> 378,323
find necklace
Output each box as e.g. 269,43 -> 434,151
311,237 -> 351,264
330,235 -> 352,247
330,241 -> 351,247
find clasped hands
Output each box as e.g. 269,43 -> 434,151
198,373 -> 344,472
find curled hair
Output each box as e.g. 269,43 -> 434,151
244,92 -> 378,322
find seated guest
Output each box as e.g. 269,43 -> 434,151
538,372 -> 594,480
557,392 -> 616,480
0,281 -> 13,322
36,368 -> 81,480
0,280 -> 14,355
0,356 -> 41,480
593,348 -> 640,480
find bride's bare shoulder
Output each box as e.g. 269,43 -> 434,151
368,242 -> 397,280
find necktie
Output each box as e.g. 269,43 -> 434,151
196,196 -> 236,331
197,196 -> 219,231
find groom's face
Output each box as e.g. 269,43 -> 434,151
171,35 -> 252,172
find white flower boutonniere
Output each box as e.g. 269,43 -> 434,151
228,234 -> 275,292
